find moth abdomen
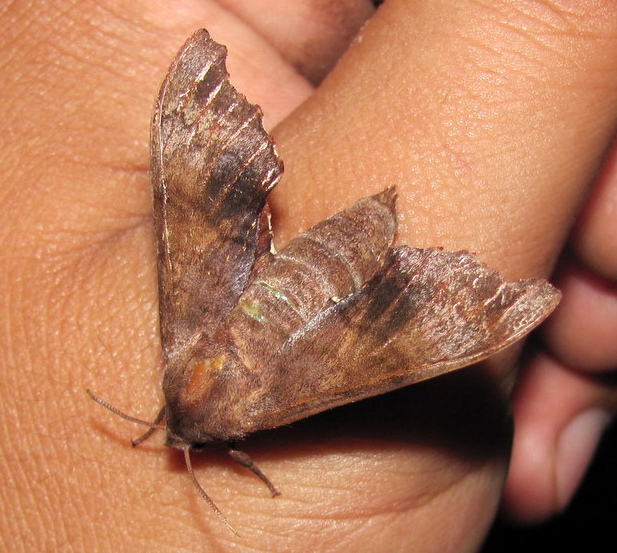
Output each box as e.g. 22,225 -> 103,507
223,189 -> 399,367
259,189 -> 398,314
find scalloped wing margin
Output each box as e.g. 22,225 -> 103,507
151,30 -> 283,360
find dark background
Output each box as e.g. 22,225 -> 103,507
483,419 -> 617,551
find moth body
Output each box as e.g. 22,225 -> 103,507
90,29 -> 560,530
152,28 -> 559,466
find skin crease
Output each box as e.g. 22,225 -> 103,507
1,1 -> 617,552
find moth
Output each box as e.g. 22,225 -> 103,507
89,29 -> 560,532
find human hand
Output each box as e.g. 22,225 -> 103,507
2,1 -> 616,551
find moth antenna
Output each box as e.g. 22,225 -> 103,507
182,446 -> 240,536
86,389 -> 166,442
131,407 -> 166,446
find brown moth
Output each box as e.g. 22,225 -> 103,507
89,29 -> 560,531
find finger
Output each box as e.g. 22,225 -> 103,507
545,261 -> 617,373
504,352 -> 617,522
214,0 -> 376,83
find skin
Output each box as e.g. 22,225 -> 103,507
1,0 -> 617,550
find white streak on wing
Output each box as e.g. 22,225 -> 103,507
195,58 -> 215,85
204,79 -> 224,107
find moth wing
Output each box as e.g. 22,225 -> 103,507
246,246 -> 560,431
151,30 -> 282,359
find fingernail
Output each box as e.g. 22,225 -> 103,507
556,409 -> 611,511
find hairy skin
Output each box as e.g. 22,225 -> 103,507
1,1 -> 617,551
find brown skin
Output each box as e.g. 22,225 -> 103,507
2,0 -> 617,550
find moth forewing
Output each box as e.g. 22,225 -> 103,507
151,29 -> 283,360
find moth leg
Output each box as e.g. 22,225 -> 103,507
131,406 -> 166,447
228,443 -> 280,497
